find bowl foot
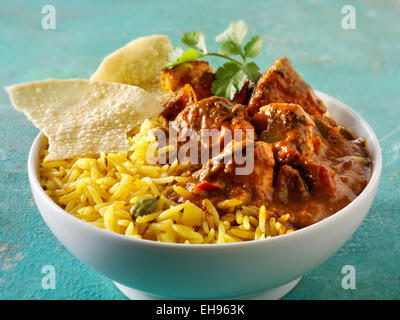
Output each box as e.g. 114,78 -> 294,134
114,277 -> 301,300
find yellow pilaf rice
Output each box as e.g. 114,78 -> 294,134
39,117 -> 294,244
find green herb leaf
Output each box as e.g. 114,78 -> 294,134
130,197 -> 158,217
243,35 -> 262,58
211,62 -> 248,100
241,62 -> 261,82
215,20 -> 248,46
218,40 -> 242,56
163,48 -> 205,69
166,46 -> 184,64
181,31 -> 207,53
175,48 -> 205,64
162,20 -> 263,100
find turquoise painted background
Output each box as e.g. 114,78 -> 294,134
0,0 -> 399,299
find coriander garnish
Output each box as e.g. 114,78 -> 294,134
162,20 -> 263,100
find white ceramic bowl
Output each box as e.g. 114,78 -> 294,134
28,91 -> 382,299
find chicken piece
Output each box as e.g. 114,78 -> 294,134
313,114 -> 338,137
252,103 -> 316,157
192,141 -> 275,203
275,165 -> 309,204
232,81 -> 255,105
172,96 -> 234,135
247,57 -> 327,116
169,96 -> 274,203
161,84 -> 197,121
312,113 -> 371,197
160,60 -> 215,100
172,96 -> 254,150
247,141 -> 275,201
168,97 -> 255,178
277,145 -> 336,197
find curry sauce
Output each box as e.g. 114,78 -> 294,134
160,57 -> 372,230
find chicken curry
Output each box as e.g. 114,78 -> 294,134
158,57 -> 372,230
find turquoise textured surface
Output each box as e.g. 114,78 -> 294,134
0,0 -> 399,300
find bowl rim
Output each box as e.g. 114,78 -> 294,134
28,90 -> 382,250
